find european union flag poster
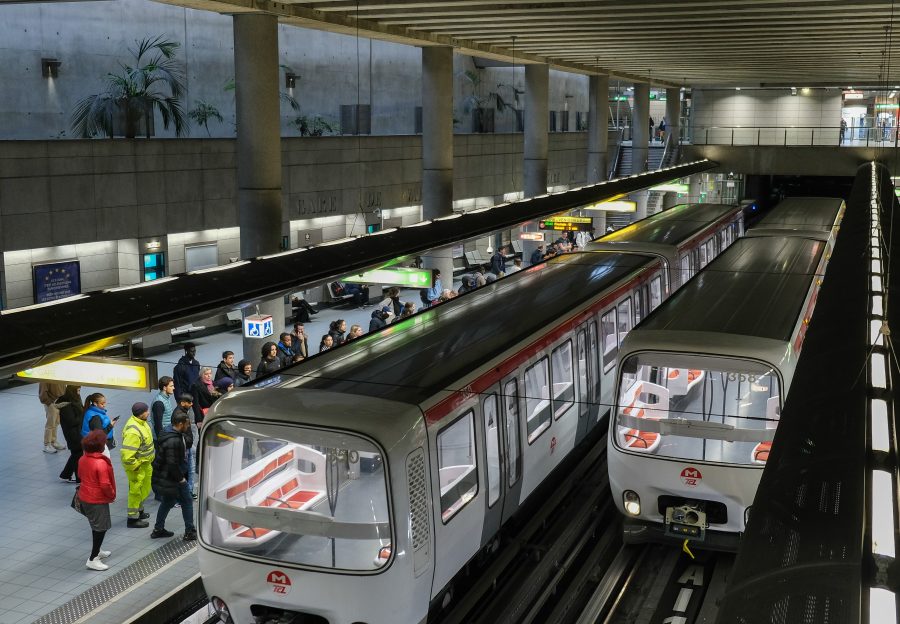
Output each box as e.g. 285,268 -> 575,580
34,261 -> 81,303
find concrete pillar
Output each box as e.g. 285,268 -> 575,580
422,46 -> 453,221
635,191 -> 649,220
689,174 -> 705,203
233,13 -> 285,365
524,64 -> 549,198
666,88 -> 681,148
663,192 -> 679,210
588,74 -> 609,234
631,82 -> 650,174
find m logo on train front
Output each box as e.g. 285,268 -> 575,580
267,570 -> 292,595
680,467 -> 702,487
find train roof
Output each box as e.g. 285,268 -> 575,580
590,203 -> 740,247
273,251 -> 656,405
634,235 -> 825,342
748,196 -> 844,238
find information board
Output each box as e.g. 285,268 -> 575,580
33,260 -> 81,304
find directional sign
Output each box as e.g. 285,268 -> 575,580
344,267 -> 432,287
244,314 -> 274,339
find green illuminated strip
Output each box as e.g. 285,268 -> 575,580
344,267 -> 432,287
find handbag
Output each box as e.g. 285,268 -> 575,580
70,486 -> 85,515
106,436 -> 116,450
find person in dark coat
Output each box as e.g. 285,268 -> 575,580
150,412 -> 196,541
172,343 -> 200,398
276,333 -> 294,366
328,320 -> 347,346
290,323 -> 309,359
257,342 -> 282,376
214,351 -> 238,382
234,359 -> 253,387
190,366 -> 219,424
57,385 -> 84,483
489,246 -> 506,276
369,309 -> 389,332
319,334 -> 334,353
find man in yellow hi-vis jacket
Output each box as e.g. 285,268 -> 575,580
122,402 -> 155,528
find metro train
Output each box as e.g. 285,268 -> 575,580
607,197 -> 845,551
195,202 -> 743,624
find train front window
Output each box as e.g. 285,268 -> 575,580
201,420 -> 392,572
613,354 -> 781,465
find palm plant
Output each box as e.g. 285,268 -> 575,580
188,100 -> 224,136
71,36 -> 187,139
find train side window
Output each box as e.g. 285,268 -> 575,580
699,242 -> 708,268
524,358 -> 552,443
617,299 -> 632,346
588,321 -> 601,399
650,276 -> 662,311
680,254 -> 691,284
551,341 -> 575,419
601,309 -> 617,372
482,394 -> 501,508
633,293 -> 642,325
503,379 -> 521,486
576,330 -> 589,413
437,411 -> 478,523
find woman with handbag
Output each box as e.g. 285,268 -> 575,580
77,429 -> 117,571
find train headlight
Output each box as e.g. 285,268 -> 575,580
210,596 -> 233,624
374,544 -> 392,567
623,490 -> 641,516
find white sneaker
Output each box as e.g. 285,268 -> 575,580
43,444 -> 57,454
51,441 -> 66,450
97,550 -> 111,559
86,557 -> 108,571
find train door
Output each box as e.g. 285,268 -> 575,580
587,321 -> 601,420
575,327 -> 592,440
480,387 -> 505,542
500,376 -> 524,522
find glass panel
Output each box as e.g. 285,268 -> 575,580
588,322 -> 601,400
617,299 -> 632,346
680,254 -> 691,285
202,421 -> 390,572
524,359 -> 551,442
601,309 -> 617,371
483,395 -> 501,507
504,380 -> 521,486
551,341 -> 575,419
576,330 -> 589,413
438,412 -> 478,522
699,243 -> 708,268
633,294 -> 642,325
614,354 -> 781,465
650,277 -> 662,311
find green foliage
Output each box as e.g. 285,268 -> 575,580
188,100 -> 224,136
291,115 -> 340,137
70,35 -> 187,138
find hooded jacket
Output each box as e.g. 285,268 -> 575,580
234,359 -> 253,387
151,427 -> 188,498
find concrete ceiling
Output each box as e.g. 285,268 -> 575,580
156,0 -> 900,87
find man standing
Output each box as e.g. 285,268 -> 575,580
172,394 -> 197,499
214,351 -> 238,382
38,382 -> 66,453
150,412 -> 197,541
121,402 -> 154,528
530,245 -> 544,266
489,246 -> 507,277
173,343 -> 200,398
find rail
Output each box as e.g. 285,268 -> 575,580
609,127 -> 625,180
689,124 -> 900,147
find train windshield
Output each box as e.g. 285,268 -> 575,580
614,354 -> 781,465
201,420 -> 392,572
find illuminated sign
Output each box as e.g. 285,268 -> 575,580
244,314 -> 274,339
875,103 -> 899,109
843,91 -> 864,100
540,217 -> 592,232
519,232 -> 546,241
17,357 -> 157,391
650,183 -> 690,193
343,267 -> 432,287
584,200 -> 636,212
546,216 -> 592,224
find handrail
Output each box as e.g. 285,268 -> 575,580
690,124 -> 900,148
609,127 -> 624,180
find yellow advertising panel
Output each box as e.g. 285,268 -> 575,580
17,357 -> 157,391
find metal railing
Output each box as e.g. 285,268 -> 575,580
688,125 -> 900,147
608,127 -> 625,180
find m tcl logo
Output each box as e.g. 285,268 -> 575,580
680,467 -> 702,487
266,570 -> 292,595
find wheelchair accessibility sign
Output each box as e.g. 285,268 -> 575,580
244,314 -> 274,339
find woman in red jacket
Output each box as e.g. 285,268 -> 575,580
78,429 -> 117,571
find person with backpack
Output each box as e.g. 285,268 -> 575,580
150,411 -> 196,541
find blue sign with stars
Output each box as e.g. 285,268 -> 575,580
33,261 -> 81,304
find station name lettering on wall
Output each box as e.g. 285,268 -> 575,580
401,186 -> 422,204
298,196 -> 339,216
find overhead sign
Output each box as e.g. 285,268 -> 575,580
244,314 -> 274,339
34,260 -> 81,304
547,216 -> 592,224
843,91 -> 864,100
540,218 -> 592,232
584,200 -> 636,212
17,356 -> 157,391
344,267 -> 431,287
519,232 -> 545,241
650,183 -> 690,193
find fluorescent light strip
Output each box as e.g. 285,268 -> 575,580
872,471 -> 897,557
873,276 -> 883,292
0,294 -> 88,314
105,277 -> 178,292
257,248 -> 308,260
872,353 -> 888,389
188,261 -> 250,275
366,228 -> 398,236
869,588 -> 897,624
874,247 -> 882,260
872,259 -> 883,274
874,296 -> 884,316
317,237 -> 357,247
871,399 -> 891,453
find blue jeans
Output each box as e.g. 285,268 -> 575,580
186,447 -> 196,494
155,481 -> 195,532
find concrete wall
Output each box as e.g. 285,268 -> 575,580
691,89 -> 842,135
683,144 -> 884,176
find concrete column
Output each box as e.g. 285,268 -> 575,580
422,46 -> 454,221
524,64 -> 549,198
631,82 -> 650,175
588,74 -> 609,234
233,13 -> 285,365
666,88 -> 681,147
663,192 -> 679,210
689,174 -> 705,203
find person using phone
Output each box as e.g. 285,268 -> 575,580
81,393 -> 118,458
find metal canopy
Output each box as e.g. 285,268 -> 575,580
156,0 -> 900,86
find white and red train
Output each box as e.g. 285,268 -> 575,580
196,202 -> 744,624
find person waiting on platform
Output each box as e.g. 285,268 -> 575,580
171,394 -> 197,499
57,385 -> 84,483
290,322 -> 309,359
151,377 -> 176,441
489,246 -> 507,277
82,393 -> 117,457
507,258 -> 523,274
121,402 -> 154,529
331,281 -> 370,307
649,116 -> 655,142
77,429 -> 116,571
190,367 -> 220,425
234,359 -> 253,386
369,309 -> 389,332
215,351 -> 237,382
39,382 -> 66,454
346,324 -> 364,341
378,287 -> 404,318
172,343 -> 200,399
658,116 -> 667,142
319,334 -> 334,352
328,319 -> 347,346
421,269 -> 443,308
257,342 -> 282,376
530,245 -> 544,266
214,376 -> 234,396
150,412 -> 197,541
276,333 -> 294,366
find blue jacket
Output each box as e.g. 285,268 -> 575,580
173,355 -> 200,398
82,404 -> 114,441
425,278 -> 443,302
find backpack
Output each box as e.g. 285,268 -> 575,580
419,288 -> 430,304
